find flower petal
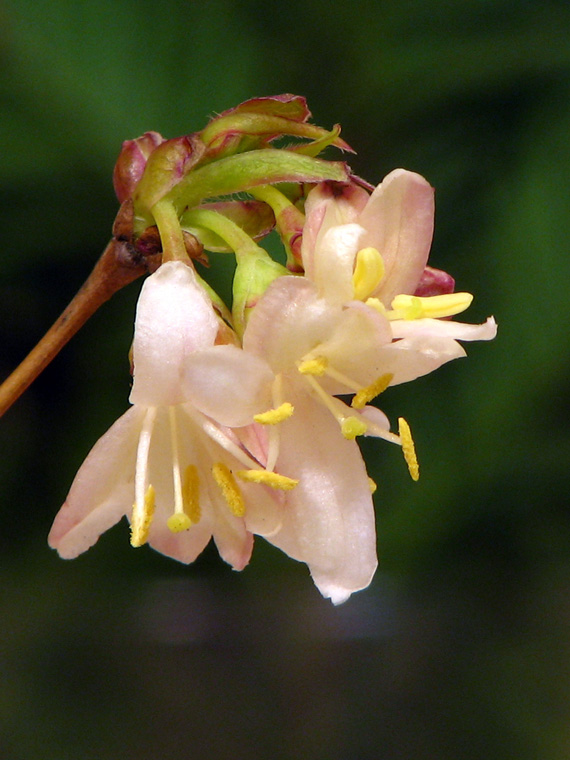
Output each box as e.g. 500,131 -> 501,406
182,344 -> 273,427
147,521 -> 214,565
130,261 -> 219,407
390,316 -> 498,342
211,504 -> 254,571
48,406 -> 146,558
313,223 -> 366,305
314,302 -> 393,393
302,183 -> 369,279
358,169 -> 435,304
376,335 -> 467,385
265,385 -> 378,603
243,276 -> 342,372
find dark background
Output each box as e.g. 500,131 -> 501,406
1,1 -> 570,758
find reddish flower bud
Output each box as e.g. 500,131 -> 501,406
113,131 -> 165,203
414,266 -> 455,297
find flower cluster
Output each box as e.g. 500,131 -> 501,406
48,95 -> 496,603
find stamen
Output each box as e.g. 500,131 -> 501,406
212,462 -> 245,517
351,373 -> 394,409
237,469 -> 299,490
368,477 -> 377,494
352,247 -> 385,300
131,485 -> 156,547
132,406 -> 157,547
341,416 -> 368,439
398,417 -> 419,481
390,292 -> 473,320
183,464 -> 201,524
254,402 -> 294,425
298,356 -> 328,376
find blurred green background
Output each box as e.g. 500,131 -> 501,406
1,0 -> 570,758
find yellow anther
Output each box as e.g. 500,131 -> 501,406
391,292 -> 473,320
183,464 -> 201,524
352,247 -> 385,301
254,402 -> 294,425
341,416 -> 368,439
298,356 -> 328,376
167,513 -> 192,532
237,469 -> 299,490
130,485 -> 156,547
212,462 -> 245,517
368,477 -> 377,494
398,417 -> 419,481
351,373 -> 394,409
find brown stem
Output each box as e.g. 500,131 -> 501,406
0,238 -> 147,418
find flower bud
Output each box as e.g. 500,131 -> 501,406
199,94 -> 352,159
133,135 -> 206,214
413,266 -> 455,297
113,131 -> 165,203
232,250 -> 289,337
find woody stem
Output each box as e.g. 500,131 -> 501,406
0,238 -> 146,417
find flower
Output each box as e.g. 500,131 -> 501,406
240,277 -> 389,604
48,261 -> 283,570
302,168 -> 435,305
234,169 -> 497,602
299,169 -> 497,383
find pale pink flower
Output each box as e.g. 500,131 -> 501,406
300,169 -> 497,384
236,170 -> 497,602
302,168 -> 435,305
241,277 -> 389,604
49,261 -> 280,569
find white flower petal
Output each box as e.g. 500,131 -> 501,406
358,169 -> 435,304
302,183 -> 369,279
243,276 -> 342,372
182,344 -> 273,427
146,512 -> 214,565
48,406 -> 145,558
130,261 -> 219,407
313,223 -> 366,305
379,335 -> 467,385
315,302 -> 393,393
211,507 -> 254,571
265,386 -> 377,603
360,405 -> 391,433
391,316 -> 498,342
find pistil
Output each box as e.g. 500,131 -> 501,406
166,407 -> 193,533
